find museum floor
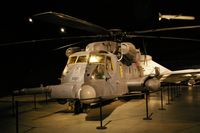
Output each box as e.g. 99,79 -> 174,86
0,86 -> 200,133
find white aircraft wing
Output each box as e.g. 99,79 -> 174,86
160,69 -> 200,84
140,55 -> 200,84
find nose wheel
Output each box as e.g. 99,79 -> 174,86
74,100 -> 83,114
66,102 -> 74,111
65,100 -> 85,114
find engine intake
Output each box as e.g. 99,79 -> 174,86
145,78 -> 161,91
66,47 -> 81,57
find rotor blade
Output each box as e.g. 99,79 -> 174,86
53,37 -> 108,51
0,35 -> 109,47
142,39 -> 147,55
127,34 -> 200,42
32,11 -> 110,34
134,25 -> 200,34
53,41 -> 83,51
142,39 -> 148,65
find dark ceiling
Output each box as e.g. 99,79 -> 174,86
0,0 -> 199,41
0,0 -> 199,94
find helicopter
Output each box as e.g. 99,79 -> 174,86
13,12 -> 200,114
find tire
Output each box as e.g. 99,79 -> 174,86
57,99 -> 67,104
74,100 -> 83,114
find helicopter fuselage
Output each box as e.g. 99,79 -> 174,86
50,50 -> 129,104
13,41 -> 165,114
47,41 -> 163,106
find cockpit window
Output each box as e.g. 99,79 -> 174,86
92,65 -> 105,79
89,54 -> 105,64
77,56 -> 87,63
91,64 -> 110,80
106,56 -> 113,70
68,56 -> 77,64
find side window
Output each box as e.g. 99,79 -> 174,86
106,56 -> 113,71
68,56 -> 77,64
77,56 -> 87,63
128,66 -> 131,74
92,65 -> 106,79
119,64 -> 123,78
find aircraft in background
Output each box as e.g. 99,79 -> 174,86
12,12 -> 200,114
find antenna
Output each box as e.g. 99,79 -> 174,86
142,39 -> 148,65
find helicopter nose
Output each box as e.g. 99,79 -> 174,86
80,85 -> 96,103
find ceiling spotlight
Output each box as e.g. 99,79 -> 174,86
28,18 -> 33,23
159,13 -> 195,21
60,27 -> 65,33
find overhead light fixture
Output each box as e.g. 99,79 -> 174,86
28,18 -> 33,23
159,13 -> 195,21
60,27 -> 65,33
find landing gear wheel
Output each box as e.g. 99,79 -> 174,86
57,99 -> 67,104
66,102 -> 74,111
140,91 -> 146,99
82,104 -> 89,113
74,100 -> 83,114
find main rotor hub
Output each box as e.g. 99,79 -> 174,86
108,29 -> 126,42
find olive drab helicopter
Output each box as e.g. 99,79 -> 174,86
13,12 -> 200,114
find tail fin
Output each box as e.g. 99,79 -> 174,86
140,55 -> 171,77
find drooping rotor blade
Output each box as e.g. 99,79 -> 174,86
142,39 -> 148,65
0,35 -> 109,47
134,25 -> 200,34
53,41 -> 84,51
53,37 -> 108,51
31,11 -> 110,35
127,34 -> 200,42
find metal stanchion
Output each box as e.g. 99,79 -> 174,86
173,86 -> 176,100
15,101 -> 19,133
159,87 -> 166,110
12,94 -> 15,116
179,85 -> 181,95
166,85 -> 171,105
143,90 -> 152,120
170,85 -> 174,101
177,85 -> 180,96
176,85 -> 179,97
174,85 -> 177,97
179,84 -> 182,95
33,94 -> 37,110
96,97 -> 107,130
45,92 -> 48,104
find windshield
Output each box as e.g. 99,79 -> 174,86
68,55 -> 88,64
68,56 -> 77,64
89,54 -> 105,64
